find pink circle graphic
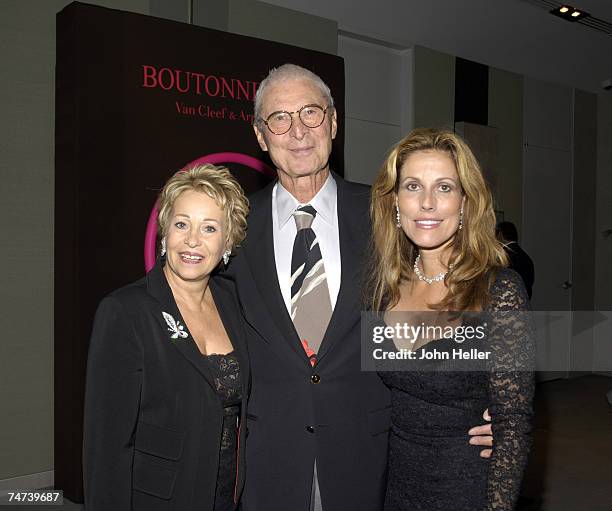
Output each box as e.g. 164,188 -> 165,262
144,152 -> 275,272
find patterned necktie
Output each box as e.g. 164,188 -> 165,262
290,205 -> 333,367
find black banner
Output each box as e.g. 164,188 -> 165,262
54,2 -> 344,500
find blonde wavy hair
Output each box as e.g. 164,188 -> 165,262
366,128 -> 507,312
157,164 -> 249,252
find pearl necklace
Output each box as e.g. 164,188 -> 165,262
413,254 -> 453,285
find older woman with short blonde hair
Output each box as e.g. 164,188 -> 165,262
157,164 -> 249,254
84,164 -> 250,511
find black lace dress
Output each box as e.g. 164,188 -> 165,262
378,269 -> 535,511
202,351 -> 242,511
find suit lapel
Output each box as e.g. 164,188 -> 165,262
317,175 -> 365,362
240,183 -> 309,367
146,259 -> 216,389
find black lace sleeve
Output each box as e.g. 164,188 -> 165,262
485,269 -> 535,510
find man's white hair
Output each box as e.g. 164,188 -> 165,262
254,63 -> 335,126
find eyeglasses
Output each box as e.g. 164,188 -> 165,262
260,104 -> 331,135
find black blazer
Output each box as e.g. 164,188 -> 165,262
83,259 -> 250,511
503,242 -> 535,299
227,174 -> 391,511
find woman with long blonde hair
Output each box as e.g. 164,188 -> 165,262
367,128 -> 534,510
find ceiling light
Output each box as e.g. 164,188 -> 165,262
550,5 -> 590,22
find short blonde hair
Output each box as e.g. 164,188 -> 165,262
157,164 -> 249,250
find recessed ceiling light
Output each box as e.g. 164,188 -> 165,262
550,4 -> 590,22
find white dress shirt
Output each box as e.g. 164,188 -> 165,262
272,173 -> 341,315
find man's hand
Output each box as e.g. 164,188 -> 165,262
468,408 -> 492,458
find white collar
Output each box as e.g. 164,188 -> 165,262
275,173 -> 337,228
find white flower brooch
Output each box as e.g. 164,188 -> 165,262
162,311 -> 188,340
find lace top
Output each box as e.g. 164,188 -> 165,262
483,269 -> 535,510
203,351 -> 242,511
378,269 -> 534,511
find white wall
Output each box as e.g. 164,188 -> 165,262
593,92 -> 612,375
488,68 -> 523,228
522,78 -> 574,378
338,35 -> 412,184
595,92 -> 612,310
0,0 -> 150,485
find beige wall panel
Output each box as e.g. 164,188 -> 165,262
595,93 -> 612,309
228,0 -> 337,54
344,117 -> 401,185
0,0 -> 149,482
488,67 -> 523,229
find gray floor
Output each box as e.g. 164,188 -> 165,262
7,374 -> 610,510
521,374 -> 612,511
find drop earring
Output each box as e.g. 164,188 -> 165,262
395,204 -> 401,228
160,237 -> 167,256
222,250 -> 231,266
458,206 -> 464,231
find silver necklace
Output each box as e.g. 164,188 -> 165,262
413,254 -> 453,285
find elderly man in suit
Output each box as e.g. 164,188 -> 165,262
229,63 -> 493,511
